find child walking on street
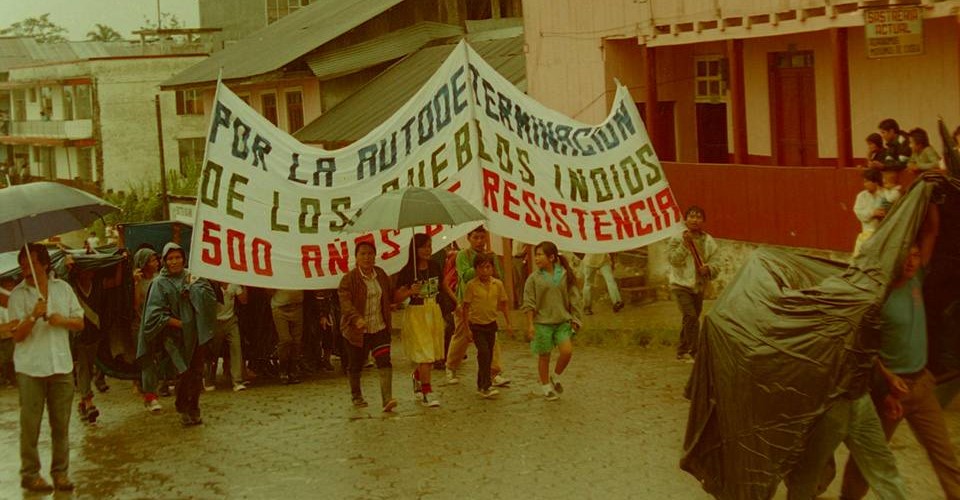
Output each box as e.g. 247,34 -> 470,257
668,206 -> 718,362
462,252 -> 513,399
395,233 -> 452,407
522,241 -> 582,401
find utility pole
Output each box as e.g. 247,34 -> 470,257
155,94 -> 170,220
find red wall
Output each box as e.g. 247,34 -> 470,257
662,162 -> 879,252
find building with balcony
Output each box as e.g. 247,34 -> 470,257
165,0 -> 522,144
0,38 -> 208,193
523,0 -> 960,252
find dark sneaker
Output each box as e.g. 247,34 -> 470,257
52,474 -> 75,491
86,404 -> 100,423
352,397 -> 368,408
279,373 -> 290,385
287,372 -> 302,385
382,398 -> 398,412
179,412 -> 201,427
584,306 -> 594,316
21,476 -> 53,492
613,301 -> 625,313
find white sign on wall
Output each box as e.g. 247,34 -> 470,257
864,7 -> 923,59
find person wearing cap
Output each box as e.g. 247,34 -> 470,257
137,243 -> 217,427
9,243 -> 83,492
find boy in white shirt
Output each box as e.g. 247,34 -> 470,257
852,168 -> 885,256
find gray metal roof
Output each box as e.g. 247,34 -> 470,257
162,0 -> 403,88
0,38 -> 150,74
306,21 -> 464,81
295,36 -> 525,145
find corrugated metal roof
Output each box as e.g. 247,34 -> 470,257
306,21 -> 464,81
0,38 -> 37,74
295,36 -> 525,145
162,0 -> 403,88
0,38 -> 170,74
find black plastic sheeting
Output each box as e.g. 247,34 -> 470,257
1,248 -> 139,380
680,172 -> 960,499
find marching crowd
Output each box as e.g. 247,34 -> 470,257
3,117 -> 956,497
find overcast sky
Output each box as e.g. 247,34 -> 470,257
0,0 -> 200,41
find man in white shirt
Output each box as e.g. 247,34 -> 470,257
9,244 -> 83,492
0,277 -> 18,385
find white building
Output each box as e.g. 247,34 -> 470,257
0,39 -> 208,194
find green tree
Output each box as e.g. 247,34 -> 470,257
86,24 -> 123,42
140,13 -> 184,31
1,14 -> 68,43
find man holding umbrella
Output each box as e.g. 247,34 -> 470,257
0,182 -> 118,490
8,243 -> 83,492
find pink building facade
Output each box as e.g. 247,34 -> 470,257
523,0 -> 959,250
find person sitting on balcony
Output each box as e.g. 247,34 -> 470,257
865,133 -> 885,168
0,165 -> 11,188
877,118 -> 911,170
852,168 -> 885,257
906,127 -> 941,173
18,161 -> 30,184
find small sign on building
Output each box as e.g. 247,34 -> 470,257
864,7 -> 923,59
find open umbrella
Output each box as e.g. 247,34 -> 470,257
0,182 -> 119,295
0,182 -> 119,252
344,186 -> 485,232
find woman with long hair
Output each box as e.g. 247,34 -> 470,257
521,241 -> 582,401
395,233 -> 454,407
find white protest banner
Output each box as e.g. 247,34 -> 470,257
189,41 -> 683,289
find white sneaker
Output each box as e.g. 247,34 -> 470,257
421,392 -> 441,407
144,399 -> 162,412
445,369 -> 460,385
232,383 -> 247,392
544,389 -> 560,401
478,387 -> 500,399
492,374 -> 511,387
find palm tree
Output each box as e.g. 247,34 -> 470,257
86,24 -> 123,42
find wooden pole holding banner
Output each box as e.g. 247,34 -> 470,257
154,95 -> 170,220
502,236 -> 515,309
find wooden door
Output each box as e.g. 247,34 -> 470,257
638,101 -> 676,162
695,103 -> 729,163
770,52 -> 818,166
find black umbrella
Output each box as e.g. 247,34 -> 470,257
0,182 -> 119,295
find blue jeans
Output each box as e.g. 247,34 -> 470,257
18,372 -> 73,479
785,395 -> 905,500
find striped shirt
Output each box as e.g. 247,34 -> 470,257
362,273 -> 386,333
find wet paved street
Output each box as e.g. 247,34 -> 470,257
1,303 -> 959,499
